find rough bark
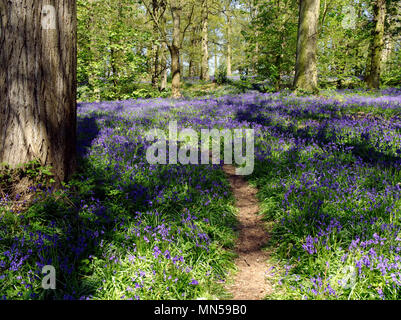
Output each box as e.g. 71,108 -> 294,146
200,0 -> 210,81
366,0 -> 386,89
0,0 -> 77,184
293,0 -> 320,93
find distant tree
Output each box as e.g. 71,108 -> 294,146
143,0 -> 195,98
221,0 -> 235,77
200,0 -> 210,81
77,0 -> 149,101
244,0 -> 298,89
150,0 -> 166,89
0,0 -> 77,184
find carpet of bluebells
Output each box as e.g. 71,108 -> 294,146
1,88 -> 401,300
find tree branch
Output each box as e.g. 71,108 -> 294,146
140,0 -> 168,43
180,3 -> 195,47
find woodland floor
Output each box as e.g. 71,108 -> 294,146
223,164 -> 273,300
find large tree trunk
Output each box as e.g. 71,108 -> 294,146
200,0 -> 210,81
293,0 -> 320,93
180,52 -> 184,80
366,0 -> 386,89
0,0 -> 77,184
226,14 -> 232,77
169,0 -> 182,98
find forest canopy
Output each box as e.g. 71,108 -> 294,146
76,0 -> 401,101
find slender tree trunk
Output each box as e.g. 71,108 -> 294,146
160,42 -> 168,91
151,44 -> 160,88
366,0 -> 386,89
226,14 -> 232,77
253,39 -> 259,75
188,59 -> 194,77
151,0 -> 160,89
169,0 -> 182,98
293,0 -> 320,93
170,45 -> 181,98
0,0 -> 77,184
188,27 -> 195,78
87,0 -> 100,101
214,43 -> 218,77
250,2 -> 258,75
110,45 -> 118,87
200,0 -> 210,81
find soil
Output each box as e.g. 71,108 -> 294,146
223,164 -> 273,300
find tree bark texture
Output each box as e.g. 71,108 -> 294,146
0,0 -> 77,184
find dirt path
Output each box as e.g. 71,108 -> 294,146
223,164 -> 272,300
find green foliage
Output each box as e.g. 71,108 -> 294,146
77,0 -> 151,102
216,64 -> 228,85
131,87 -> 171,99
242,0 -> 401,90
243,0 -> 298,88
0,160 -> 56,193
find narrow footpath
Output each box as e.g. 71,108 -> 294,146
223,165 -> 272,300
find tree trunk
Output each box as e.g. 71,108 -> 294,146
180,52 -> 184,81
366,0 -> 386,89
381,35 -> 393,74
189,59 -> 195,77
160,42 -> 168,91
200,0 -> 210,81
226,14 -> 232,77
293,0 -> 320,93
151,0 -> 160,89
170,45 -> 181,98
0,0 -> 77,184
87,0 -> 99,101
189,25 -> 200,78
169,0 -> 182,98
214,42 -> 218,77
110,45 -> 118,87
